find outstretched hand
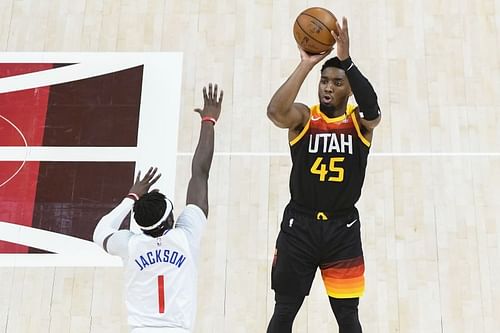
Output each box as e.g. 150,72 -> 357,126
129,167 -> 161,198
332,16 -> 350,61
194,83 -> 224,121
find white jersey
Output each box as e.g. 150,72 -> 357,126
103,203 -> 206,331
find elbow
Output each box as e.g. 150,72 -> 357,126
267,105 -> 287,128
266,105 -> 277,121
92,222 -> 102,246
359,103 -> 380,121
93,217 -> 110,248
267,102 -> 285,122
362,111 -> 381,129
92,227 -> 99,244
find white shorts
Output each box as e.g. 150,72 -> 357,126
131,327 -> 190,333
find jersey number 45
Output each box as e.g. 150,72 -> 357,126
310,157 -> 345,182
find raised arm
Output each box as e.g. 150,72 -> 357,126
333,16 -> 381,131
186,83 -> 223,217
93,167 -> 161,253
267,47 -> 332,132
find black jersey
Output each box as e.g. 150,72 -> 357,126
289,104 -> 371,214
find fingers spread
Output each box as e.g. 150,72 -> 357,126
150,173 -> 161,185
218,89 -> 224,104
143,167 -> 158,182
202,86 -> 208,101
144,167 -> 153,180
336,22 -> 342,36
200,82 -> 223,108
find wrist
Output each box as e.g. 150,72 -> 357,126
340,57 -> 354,71
299,59 -> 316,70
127,192 -> 139,201
201,116 -> 216,125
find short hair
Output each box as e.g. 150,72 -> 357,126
133,192 -> 167,228
321,57 -> 343,72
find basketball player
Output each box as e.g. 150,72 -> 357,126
266,17 -> 381,333
93,83 -> 223,333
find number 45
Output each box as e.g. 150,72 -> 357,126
310,157 -> 345,182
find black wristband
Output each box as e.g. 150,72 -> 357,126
340,57 -> 355,72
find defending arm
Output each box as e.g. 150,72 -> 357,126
93,197 -> 134,250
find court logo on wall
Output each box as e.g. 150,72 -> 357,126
0,53 -> 182,266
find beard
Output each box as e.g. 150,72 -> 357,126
319,103 -> 337,115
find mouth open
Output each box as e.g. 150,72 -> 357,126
321,95 -> 332,104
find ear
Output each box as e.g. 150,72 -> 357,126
167,213 -> 175,229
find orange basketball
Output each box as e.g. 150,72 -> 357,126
293,7 -> 338,54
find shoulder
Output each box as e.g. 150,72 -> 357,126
109,229 -> 135,244
350,105 -> 361,119
174,205 -> 207,245
177,204 -> 207,225
348,105 -> 375,146
105,230 -> 134,256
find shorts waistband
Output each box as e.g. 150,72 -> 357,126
287,201 -> 357,221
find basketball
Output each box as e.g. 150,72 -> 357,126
293,7 -> 338,54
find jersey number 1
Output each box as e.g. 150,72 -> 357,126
310,157 -> 345,182
158,275 -> 166,313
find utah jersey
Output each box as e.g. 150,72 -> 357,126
289,104 -> 371,212
121,205 -> 206,330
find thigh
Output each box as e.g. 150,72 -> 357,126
271,208 -> 319,296
319,213 -> 365,299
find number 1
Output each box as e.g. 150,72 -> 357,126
158,275 -> 165,313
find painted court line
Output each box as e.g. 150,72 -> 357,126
0,115 -> 28,188
0,221 -> 122,266
0,147 -> 138,161
1,148 -> 498,161
177,152 -> 500,157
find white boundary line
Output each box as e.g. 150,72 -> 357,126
0,61 -> 144,94
0,254 -> 122,267
4,149 -> 498,160
0,222 -> 122,266
2,149 -> 498,160
0,147 -> 138,161
176,152 -> 500,157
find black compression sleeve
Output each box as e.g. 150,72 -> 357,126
340,57 -> 380,121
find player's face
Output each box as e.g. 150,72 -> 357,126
318,67 -> 352,109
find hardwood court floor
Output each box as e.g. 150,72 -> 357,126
1,0 -> 499,332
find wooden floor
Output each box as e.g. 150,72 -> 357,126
1,0 -> 500,332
